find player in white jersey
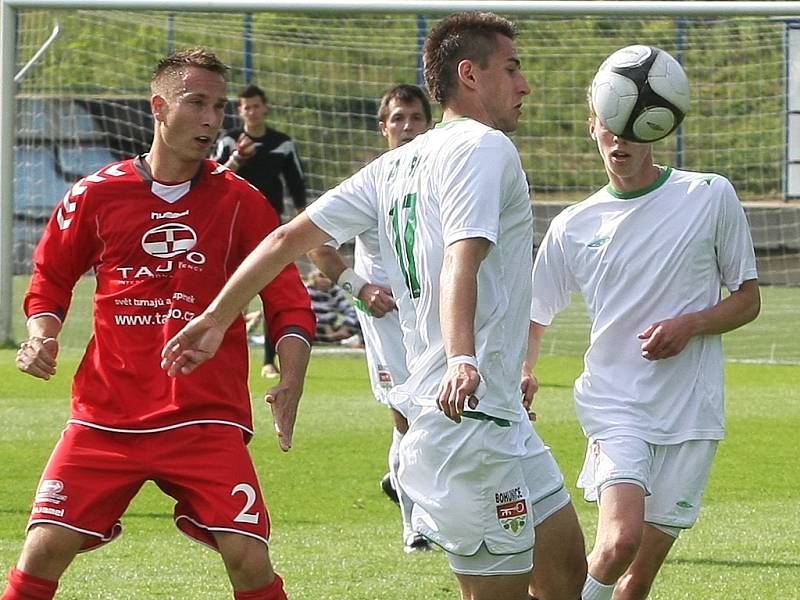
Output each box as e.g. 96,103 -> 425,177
162,12 -> 586,600
528,65 -> 761,600
306,84 -> 434,553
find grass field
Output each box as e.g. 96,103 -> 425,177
0,347 -> 798,599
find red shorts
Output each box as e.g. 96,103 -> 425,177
29,423 -> 270,552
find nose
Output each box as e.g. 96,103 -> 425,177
519,74 -> 532,97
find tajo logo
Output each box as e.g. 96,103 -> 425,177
141,223 -> 198,259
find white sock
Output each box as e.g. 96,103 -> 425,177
389,428 -> 414,541
582,573 -> 615,600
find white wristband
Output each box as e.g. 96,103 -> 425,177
447,355 -> 479,370
337,267 -> 368,297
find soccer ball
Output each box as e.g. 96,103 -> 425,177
591,45 -> 690,143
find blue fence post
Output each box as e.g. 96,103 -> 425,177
166,13 -> 175,54
675,17 -> 686,169
416,15 -> 426,88
244,13 -> 254,84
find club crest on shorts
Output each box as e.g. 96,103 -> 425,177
495,487 -> 528,536
377,365 -> 393,389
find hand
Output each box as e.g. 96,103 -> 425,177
357,284 -> 396,318
264,380 -> 303,452
16,337 -> 59,380
437,363 -> 484,423
161,313 -> 226,376
236,133 -> 257,162
520,372 -> 538,422
638,314 -> 697,361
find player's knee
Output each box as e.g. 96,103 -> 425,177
17,525 -> 85,580
614,571 -> 653,600
216,533 -> 271,582
596,530 -> 641,569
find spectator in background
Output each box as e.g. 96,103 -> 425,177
305,269 -> 361,345
214,84 -> 308,378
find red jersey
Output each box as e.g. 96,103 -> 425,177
25,157 -> 315,435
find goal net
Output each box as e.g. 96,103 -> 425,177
6,7 -> 800,363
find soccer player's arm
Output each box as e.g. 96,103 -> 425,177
307,245 -> 395,318
19,181 -> 99,380
526,218 -> 575,410
437,135 -> 515,422
240,192 -> 316,450
438,237 -> 491,422
639,179 -> 760,360
161,162 -> 376,376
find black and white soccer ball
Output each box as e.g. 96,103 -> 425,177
591,45 -> 690,143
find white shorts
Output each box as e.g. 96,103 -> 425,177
356,308 -> 408,406
399,406 -> 567,573
578,436 -> 718,531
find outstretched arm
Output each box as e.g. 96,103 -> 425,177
639,279 -> 760,360
161,213 -> 330,375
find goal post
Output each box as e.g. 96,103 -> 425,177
2,0 -> 800,363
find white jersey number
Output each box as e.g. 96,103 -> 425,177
390,192 -> 421,299
231,483 -> 260,524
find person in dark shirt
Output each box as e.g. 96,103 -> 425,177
214,84 -> 307,378
214,84 -> 306,217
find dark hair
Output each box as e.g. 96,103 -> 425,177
151,48 -> 228,95
424,12 -> 517,105
239,84 -> 268,105
377,84 -> 432,124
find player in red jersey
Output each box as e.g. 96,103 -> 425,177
4,49 -> 315,600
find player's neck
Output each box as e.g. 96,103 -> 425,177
143,149 -> 201,184
244,121 -> 267,137
607,164 -> 662,195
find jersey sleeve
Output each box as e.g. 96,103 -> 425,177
213,133 -> 236,164
24,179 -> 102,321
280,139 -> 307,210
306,161 -> 379,245
713,177 -> 758,292
438,131 -> 517,247
530,215 -> 577,326
235,184 -> 316,345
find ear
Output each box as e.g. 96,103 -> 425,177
457,59 -> 479,91
152,94 -> 167,123
378,120 -> 388,138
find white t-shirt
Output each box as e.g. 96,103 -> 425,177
308,118 -> 532,422
531,167 -> 758,444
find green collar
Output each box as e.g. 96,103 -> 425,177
434,117 -> 471,129
606,166 -> 672,199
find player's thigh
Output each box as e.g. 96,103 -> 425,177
455,568 -> 531,600
645,440 -> 718,530
530,502 -> 586,596
578,436 -> 652,502
28,425 -> 146,551
154,425 -> 270,548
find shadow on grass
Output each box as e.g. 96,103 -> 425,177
668,556 -> 800,569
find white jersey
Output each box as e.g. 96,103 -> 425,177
308,118 -> 532,422
352,219 -> 409,405
531,167 -> 758,444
